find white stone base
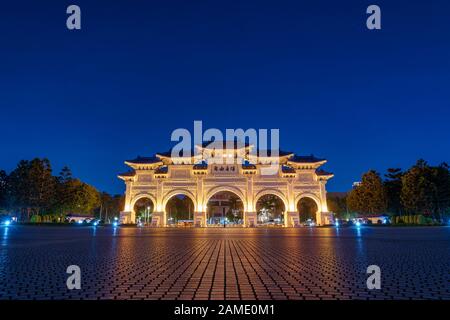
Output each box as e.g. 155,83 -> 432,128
285,212 -> 300,227
119,211 -> 132,224
319,212 -> 335,225
150,212 -> 164,227
194,212 -> 207,227
244,212 -> 257,227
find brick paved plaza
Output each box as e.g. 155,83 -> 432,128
0,226 -> 449,300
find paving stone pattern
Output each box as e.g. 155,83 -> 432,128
0,226 -> 449,300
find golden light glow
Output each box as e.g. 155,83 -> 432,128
121,145 -> 332,226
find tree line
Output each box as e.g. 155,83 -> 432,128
0,158 -> 123,222
328,159 -> 450,223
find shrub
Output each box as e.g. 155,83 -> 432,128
30,215 -> 41,223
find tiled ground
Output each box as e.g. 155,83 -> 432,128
0,226 -> 449,300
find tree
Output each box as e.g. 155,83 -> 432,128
327,193 -> 350,219
297,197 -> 318,222
53,166 -> 100,216
96,193 -> 125,222
431,163 -> 450,220
8,158 -> 56,221
401,159 -> 435,216
0,170 -> 8,211
54,166 -> 74,216
166,195 -> 193,222
226,195 -> 243,222
256,194 -> 284,220
384,168 -> 403,215
347,170 -> 387,214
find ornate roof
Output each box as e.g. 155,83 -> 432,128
242,163 -> 257,170
200,140 -> 251,149
289,155 -> 325,163
125,156 -> 162,164
118,170 -> 136,177
156,150 -> 193,158
255,149 -> 293,157
193,162 -> 208,170
281,165 -> 296,173
123,144 -> 328,174
154,166 -> 168,174
316,169 -> 334,176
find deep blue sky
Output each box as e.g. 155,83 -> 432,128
1,0 -> 449,194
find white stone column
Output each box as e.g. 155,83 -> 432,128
246,176 -> 254,214
194,211 -> 207,227
121,181 -> 134,224
315,211 -> 323,226
319,181 -> 329,212
318,181 -> 329,226
156,179 -> 164,225
245,212 -> 257,227
196,177 -> 204,214
285,212 -> 300,227
151,212 -> 164,227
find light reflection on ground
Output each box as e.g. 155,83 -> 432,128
0,225 -> 449,300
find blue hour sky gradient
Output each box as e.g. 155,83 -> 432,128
0,0 -> 449,194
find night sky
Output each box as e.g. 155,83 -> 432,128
1,0 -> 449,194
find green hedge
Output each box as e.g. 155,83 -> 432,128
393,215 -> 435,225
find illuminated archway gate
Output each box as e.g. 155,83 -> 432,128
118,143 -> 334,227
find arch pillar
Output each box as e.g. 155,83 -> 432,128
285,212 -> 300,227
194,211 -> 207,227
316,211 -> 323,226
244,212 -> 257,227
295,193 -> 323,226
150,212 -> 165,227
120,181 -> 134,224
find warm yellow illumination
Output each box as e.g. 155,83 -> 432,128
120,144 -> 332,226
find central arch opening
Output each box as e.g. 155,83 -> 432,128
165,194 -> 195,227
297,197 -> 319,226
255,194 -> 286,226
206,191 -> 244,227
134,197 -> 154,226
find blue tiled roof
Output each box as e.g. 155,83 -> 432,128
289,155 -> 325,163
256,150 -> 293,157
242,163 -> 257,170
281,165 -> 296,173
316,169 -> 333,176
155,166 -> 168,174
157,150 -> 192,158
193,162 -> 208,170
118,171 -> 136,177
126,156 -> 161,164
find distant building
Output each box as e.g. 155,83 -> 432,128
65,214 -> 95,223
352,181 -> 361,188
356,214 -> 389,224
